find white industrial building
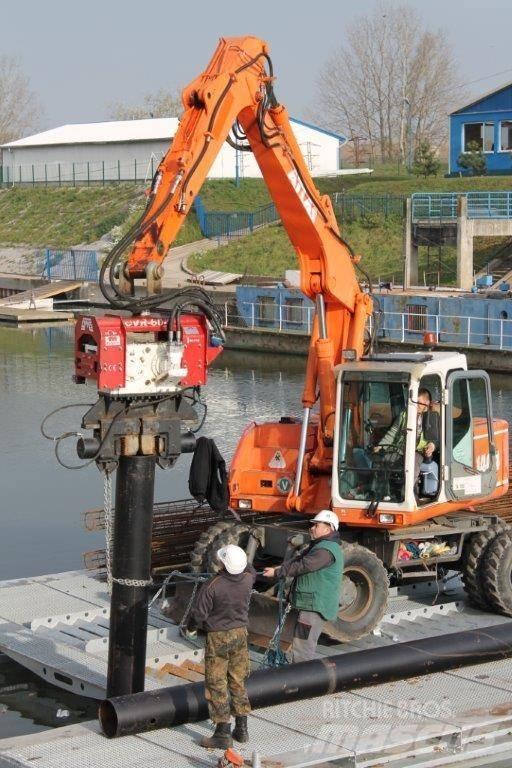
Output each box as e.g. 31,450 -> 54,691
0,117 -> 346,185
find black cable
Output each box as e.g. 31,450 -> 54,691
226,134 -> 253,153
40,402 -> 95,441
43,394 -> 180,471
100,51 -> 273,316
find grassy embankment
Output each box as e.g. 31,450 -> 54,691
2,171 -> 512,282
0,185 -> 202,249
189,171 -> 512,282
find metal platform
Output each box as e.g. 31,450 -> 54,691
2,570 -> 512,767
0,570 -> 203,698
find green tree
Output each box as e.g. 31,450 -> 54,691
457,141 -> 487,175
413,141 -> 440,177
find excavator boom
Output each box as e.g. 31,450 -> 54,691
99,35 -> 372,500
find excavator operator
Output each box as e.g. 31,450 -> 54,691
374,388 -> 439,497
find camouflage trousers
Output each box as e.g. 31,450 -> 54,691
204,627 -> 251,724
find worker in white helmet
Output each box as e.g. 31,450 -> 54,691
263,510 -> 343,662
192,544 -> 255,749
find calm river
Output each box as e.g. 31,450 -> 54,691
1,324 -> 512,737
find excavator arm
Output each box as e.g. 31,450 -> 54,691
100,35 -> 372,506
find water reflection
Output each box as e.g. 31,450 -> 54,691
1,325 -> 512,738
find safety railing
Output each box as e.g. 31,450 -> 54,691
412,191 -> 512,222
378,309 -> 512,350
221,300 -> 314,334
194,195 -> 279,239
39,249 -> 99,281
467,192 -> 512,219
331,193 -> 406,220
0,157 -> 160,187
220,300 -> 512,351
411,193 -> 458,221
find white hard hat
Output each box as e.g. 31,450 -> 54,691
217,544 -> 247,575
311,510 -> 339,531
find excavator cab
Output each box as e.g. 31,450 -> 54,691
332,351 -> 504,527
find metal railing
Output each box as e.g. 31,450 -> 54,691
331,193 -> 406,220
412,191 -> 512,221
194,195 -> 279,239
467,192 -> 512,219
221,299 -> 512,351
411,193 -> 458,221
222,300 -> 314,334
378,309 -> 512,350
0,158 -> 159,187
40,249 -> 99,281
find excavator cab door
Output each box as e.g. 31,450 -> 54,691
445,370 -> 496,501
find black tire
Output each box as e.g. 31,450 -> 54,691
189,521 -> 234,573
326,543 -> 389,642
482,530 -> 512,616
206,523 -> 255,573
461,520 -> 509,609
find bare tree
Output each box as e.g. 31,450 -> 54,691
313,3 -> 464,163
107,89 -> 182,120
0,55 -> 41,144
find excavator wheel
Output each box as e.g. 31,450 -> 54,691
206,523 -> 255,573
189,521 -> 236,574
461,520 -> 509,609
326,544 -> 389,642
481,530 -> 512,616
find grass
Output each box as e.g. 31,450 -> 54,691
0,185 -> 202,249
3,166 -> 512,277
189,223 -> 296,276
188,216 -> 407,281
199,178 -> 271,211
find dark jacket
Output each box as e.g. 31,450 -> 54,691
192,565 -> 256,631
277,530 -> 340,579
422,410 -> 440,449
189,436 -> 228,513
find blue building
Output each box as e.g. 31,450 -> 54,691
449,82 -> 512,175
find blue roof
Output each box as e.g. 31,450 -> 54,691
290,116 -> 347,143
450,81 -> 512,115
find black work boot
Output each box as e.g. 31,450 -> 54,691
232,715 -> 249,743
200,722 -> 233,749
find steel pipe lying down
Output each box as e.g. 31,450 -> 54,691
99,622 -> 512,738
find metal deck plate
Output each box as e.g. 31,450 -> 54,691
352,670 -> 512,744
253,693 -> 459,764
3,571 -> 512,766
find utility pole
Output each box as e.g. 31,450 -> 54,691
348,135 -> 367,168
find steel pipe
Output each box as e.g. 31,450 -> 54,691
100,621 -> 512,738
107,455 -> 156,698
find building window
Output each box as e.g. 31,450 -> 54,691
283,298 -> 304,325
500,121 -> 512,151
258,296 -> 276,323
406,304 -> 427,332
463,122 -> 494,152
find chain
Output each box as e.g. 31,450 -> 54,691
103,472 -> 114,592
102,471 -> 153,592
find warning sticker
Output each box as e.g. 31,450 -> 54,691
269,450 -> 286,469
453,475 -> 482,495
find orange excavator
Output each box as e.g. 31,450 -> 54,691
82,36 -> 512,642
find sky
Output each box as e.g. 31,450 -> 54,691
5,0 -> 512,131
